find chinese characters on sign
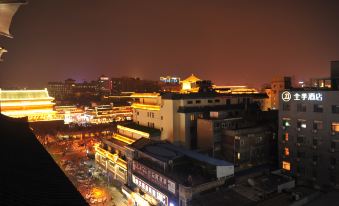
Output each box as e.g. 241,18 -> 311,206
132,175 -> 168,206
282,91 -> 323,102
132,160 -> 176,194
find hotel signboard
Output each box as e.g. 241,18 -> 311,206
282,91 -> 323,102
132,174 -> 168,206
132,160 -> 176,195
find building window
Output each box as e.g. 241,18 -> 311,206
313,138 -> 318,146
161,116 -> 163,120
297,119 -> 307,129
190,114 -> 195,121
137,112 -> 139,115
332,105 -> 339,114
314,104 -> 323,112
282,103 -> 290,111
282,161 -> 291,171
208,99 -> 213,103
284,132 -> 289,141
331,141 -> 336,150
313,121 -> 323,130
282,118 -> 291,127
284,148 -> 290,156
332,122 -> 339,133
187,100 -> 193,104
148,122 -> 154,128
330,174 -> 336,184
215,99 -> 220,103
196,100 -> 201,104
297,135 -> 304,144
330,157 -> 336,166
297,103 -> 307,112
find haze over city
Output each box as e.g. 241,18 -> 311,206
1,0 -> 339,88
1,1 -> 339,206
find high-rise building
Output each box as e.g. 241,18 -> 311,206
47,78 -> 75,99
278,65 -> 339,188
98,75 -> 112,95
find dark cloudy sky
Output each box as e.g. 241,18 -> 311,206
1,0 -> 339,88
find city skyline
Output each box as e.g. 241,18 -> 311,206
1,0 -> 339,88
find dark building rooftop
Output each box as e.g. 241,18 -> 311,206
0,114 -> 88,205
190,188 -> 254,206
129,138 -> 233,186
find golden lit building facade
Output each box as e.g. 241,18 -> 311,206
180,74 -> 201,92
0,88 -> 59,122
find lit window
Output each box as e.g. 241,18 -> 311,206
284,148 -> 290,156
190,114 -> 195,121
297,119 -> 307,129
284,133 -> 289,141
332,122 -> 339,133
237,152 -> 240,160
282,161 -> 291,171
282,118 -> 291,127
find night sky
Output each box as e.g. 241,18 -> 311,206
1,0 -> 339,88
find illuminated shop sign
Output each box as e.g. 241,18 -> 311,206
281,91 -> 323,102
132,160 -> 176,195
132,174 -> 168,206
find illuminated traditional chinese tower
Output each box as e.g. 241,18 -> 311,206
180,74 -> 201,92
0,88 -> 58,121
